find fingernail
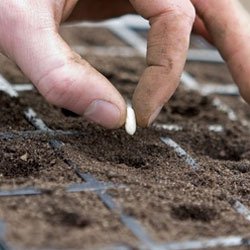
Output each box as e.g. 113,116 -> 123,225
148,106 -> 163,127
84,100 -> 121,129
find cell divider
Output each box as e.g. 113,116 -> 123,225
156,236 -> 250,250
231,200 -> 250,222
160,137 -> 199,170
76,171 -> 157,249
0,130 -> 81,141
0,182 -> 126,198
0,221 -> 10,250
0,75 -> 18,97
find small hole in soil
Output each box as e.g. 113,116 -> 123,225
0,92 -> 33,130
197,135 -> 243,161
178,128 -> 250,162
0,160 -> 40,178
170,106 -> 200,117
96,144 -> 166,168
74,126 -> 169,169
58,211 -> 91,228
0,142 -> 55,178
171,204 -> 218,222
45,209 -> 91,228
112,154 -> 146,168
166,90 -> 210,117
227,160 -> 250,173
0,146 -> 41,178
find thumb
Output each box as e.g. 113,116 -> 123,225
0,1 -> 126,129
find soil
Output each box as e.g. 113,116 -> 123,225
0,92 -> 33,131
59,26 -> 127,47
1,26 -> 250,250
0,193 -> 136,250
0,54 -> 29,83
0,137 -> 79,189
184,62 -> 234,84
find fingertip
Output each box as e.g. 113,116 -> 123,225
132,94 -> 152,128
237,79 -> 250,105
133,99 -> 162,128
31,40 -> 127,129
34,52 -> 127,130
132,66 -> 178,128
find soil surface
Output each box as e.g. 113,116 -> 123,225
0,93 -> 33,131
0,25 -> 250,250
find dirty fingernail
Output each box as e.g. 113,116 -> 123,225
148,106 -> 163,127
84,100 -> 121,129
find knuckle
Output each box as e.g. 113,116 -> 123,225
150,1 -> 196,31
170,2 -> 196,25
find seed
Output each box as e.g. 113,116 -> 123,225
125,103 -> 136,135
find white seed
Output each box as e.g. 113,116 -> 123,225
125,104 -> 136,135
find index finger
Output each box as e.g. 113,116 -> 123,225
192,0 -> 250,104
130,0 -> 196,127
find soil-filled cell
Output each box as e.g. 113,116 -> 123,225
0,192 -> 137,250
0,138 -> 78,188
0,92 -> 33,131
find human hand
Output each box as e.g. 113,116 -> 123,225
0,1 -> 250,129
129,0 -> 250,126
0,0 -> 132,129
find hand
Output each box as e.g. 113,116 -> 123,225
0,1 -> 249,129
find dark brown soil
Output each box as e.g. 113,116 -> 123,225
184,62 -> 234,84
1,193 -> 136,250
0,92 -> 33,131
59,26 -> 127,47
0,138 -> 79,189
1,26 -> 250,250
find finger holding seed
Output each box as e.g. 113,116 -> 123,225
0,0 -> 128,129
130,0 -> 196,127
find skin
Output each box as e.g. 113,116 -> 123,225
0,0 -> 250,128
